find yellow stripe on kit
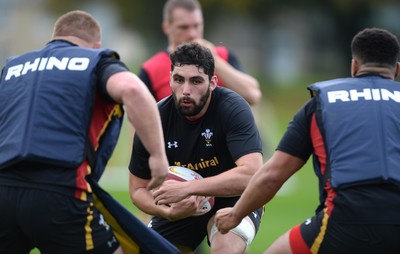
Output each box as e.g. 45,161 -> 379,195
311,208 -> 329,254
85,203 -> 95,250
92,193 -> 141,253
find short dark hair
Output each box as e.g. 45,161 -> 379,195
170,42 -> 215,80
351,28 -> 400,67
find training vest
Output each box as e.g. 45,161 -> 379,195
143,46 -> 229,101
309,75 -> 400,189
0,41 -> 117,169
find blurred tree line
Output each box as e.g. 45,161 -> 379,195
42,0 -> 400,86
42,0 -> 378,51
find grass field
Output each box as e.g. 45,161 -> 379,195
105,162 -> 318,254
30,84 -> 320,254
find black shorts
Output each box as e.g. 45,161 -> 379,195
290,209 -> 400,254
149,206 -> 263,251
0,186 -> 120,254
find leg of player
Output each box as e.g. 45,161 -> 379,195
207,215 -> 255,254
113,246 -> 124,254
263,230 -> 292,254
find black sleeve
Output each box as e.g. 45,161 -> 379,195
138,67 -> 156,99
276,98 -> 315,162
128,134 -> 152,179
96,56 -> 129,103
223,92 -> 263,160
227,50 -> 245,72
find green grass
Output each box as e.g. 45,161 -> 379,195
113,174 -> 318,254
101,162 -> 318,254
248,160 -> 317,253
30,83 -> 319,253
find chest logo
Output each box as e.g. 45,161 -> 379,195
167,141 -> 178,148
201,129 -> 213,147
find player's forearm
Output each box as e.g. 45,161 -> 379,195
187,153 -> 262,197
214,57 -> 261,105
130,187 -> 169,218
187,169 -> 253,197
231,167 -> 276,220
191,152 -> 263,197
123,84 -> 165,159
233,151 -> 305,219
107,72 -> 166,160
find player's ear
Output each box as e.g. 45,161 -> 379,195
169,71 -> 173,87
351,58 -> 359,77
394,62 -> 400,79
210,75 -> 218,91
93,41 -> 101,49
162,21 -> 169,36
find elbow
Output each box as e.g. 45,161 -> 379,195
120,82 -> 142,104
245,79 -> 262,105
246,90 -> 262,106
129,188 -> 140,207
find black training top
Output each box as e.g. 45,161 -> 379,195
130,86 -> 262,208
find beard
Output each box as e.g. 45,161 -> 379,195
173,87 -> 211,117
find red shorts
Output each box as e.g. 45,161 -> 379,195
289,224 -> 311,254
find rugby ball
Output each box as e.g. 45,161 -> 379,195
167,166 -> 215,216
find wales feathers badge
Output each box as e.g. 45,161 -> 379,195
201,129 -> 213,147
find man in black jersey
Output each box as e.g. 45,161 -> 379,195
215,28 -> 400,254
0,10 -> 169,254
129,42 -> 264,254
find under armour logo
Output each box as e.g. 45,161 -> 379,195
107,237 -> 117,248
167,141 -> 178,148
98,214 -> 110,230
